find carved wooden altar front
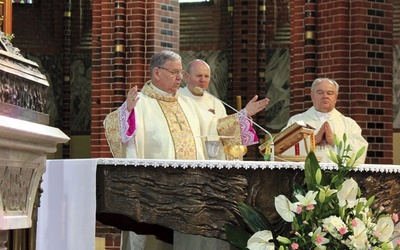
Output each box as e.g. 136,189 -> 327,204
96,159 -> 400,244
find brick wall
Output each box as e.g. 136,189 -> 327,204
290,0 -> 393,164
180,0 -> 228,50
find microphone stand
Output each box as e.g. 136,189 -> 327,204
197,88 -> 275,161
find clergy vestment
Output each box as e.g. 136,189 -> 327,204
178,86 -> 229,160
282,106 -> 368,165
119,81 -> 257,160
178,86 -> 227,118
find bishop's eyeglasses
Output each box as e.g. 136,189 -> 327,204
158,66 -> 184,77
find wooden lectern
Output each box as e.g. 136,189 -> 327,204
259,121 -> 317,161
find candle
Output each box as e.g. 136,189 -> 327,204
4,0 -> 12,34
236,96 -> 242,110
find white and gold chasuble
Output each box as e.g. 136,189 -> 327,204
149,88 -> 197,160
121,82 -> 242,160
104,82 -> 248,160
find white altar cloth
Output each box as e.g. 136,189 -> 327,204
36,159 -> 98,250
36,158 -> 400,250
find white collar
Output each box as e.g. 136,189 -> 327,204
150,83 -> 175,96
315,110 -> 332,120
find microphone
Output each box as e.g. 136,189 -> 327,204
193,87 -> 275,161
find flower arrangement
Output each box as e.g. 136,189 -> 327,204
225,134 -> 400,250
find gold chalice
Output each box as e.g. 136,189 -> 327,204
223,145 -> 247,160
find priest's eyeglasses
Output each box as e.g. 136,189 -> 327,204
158,67 -> 184,77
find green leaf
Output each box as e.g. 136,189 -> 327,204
224,223 -> 252,250
334,134 -> 340,146
355,201 -> 364,214
305,151 -> 321,190
328,149 -> 339,164
355,146 -> 366,161
366,195 -> 375,207
305,210 -> 313,221
318,188 -> 326,203
238,202 -> 275,233
315,168 -> 322,185
345,144 -> 351,153
330,174 -> 338,185
277,236 -> 291,245
237,202 -> 282,246
338,141 -> 343,151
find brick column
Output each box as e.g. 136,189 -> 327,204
256,0 -> 268,159
303,1 -> 317,100
347,0 -> 393,164
290,0 -> 307,114
229,1 -> 259,159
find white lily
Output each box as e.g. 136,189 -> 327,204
295,190 -> 318,207
308,227 -> 329,250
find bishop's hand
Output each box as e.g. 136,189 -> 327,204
245,95 -> 270,117
127,86 -> 140,112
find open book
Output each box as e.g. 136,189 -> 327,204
259,121 -> 315,158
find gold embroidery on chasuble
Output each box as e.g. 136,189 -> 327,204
217,114 -> 242,146
141,83 -> 197,160
104,109 -> 124,158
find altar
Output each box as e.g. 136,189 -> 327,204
36,159 -> 400,250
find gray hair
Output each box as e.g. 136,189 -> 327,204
149,50 -> 181,75
311,78 -> 339,93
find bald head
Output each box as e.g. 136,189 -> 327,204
184,60 -> 211,96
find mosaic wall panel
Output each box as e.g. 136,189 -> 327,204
23,53 -> 92,134
264,48 -> 290,131
70,54 -> 92,134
